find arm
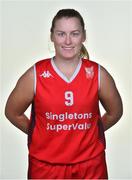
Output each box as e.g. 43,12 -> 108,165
99,66 -> 123,131
5,67 -> 34,134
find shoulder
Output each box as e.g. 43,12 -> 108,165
100,65 -> 115,86
35,58 -> 51,67
82,59 -> 99,75
99,65 -> 118,102
13,66 -> 34,97
17,66 -> 34,84
82,59 -> 99,71
17,58 -> 51,88
83,59 -> 115,82
82,58 -> 98,66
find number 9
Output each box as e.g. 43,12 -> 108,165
65,91 -> 74,106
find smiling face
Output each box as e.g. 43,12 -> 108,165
51,17 -> 86,61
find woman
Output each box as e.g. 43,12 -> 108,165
5,9 -> 123,179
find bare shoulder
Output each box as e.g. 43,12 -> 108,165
99,65 -> 123,115
16,66 -> 34,86
99,65 -> 119,97
9,66 -> 34,105
99,65 -> 118,96
100,65 -> 115,87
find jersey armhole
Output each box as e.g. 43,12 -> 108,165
33,64 -> 36,95
98,64 -> 101,90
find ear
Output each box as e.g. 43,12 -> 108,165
50,33 -> 54,42
83,30 -> 86,42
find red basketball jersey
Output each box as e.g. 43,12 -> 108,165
28,58 -> 105,164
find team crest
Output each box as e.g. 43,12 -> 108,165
85,66 -> 94,79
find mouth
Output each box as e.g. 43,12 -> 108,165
62,47 -> 74,50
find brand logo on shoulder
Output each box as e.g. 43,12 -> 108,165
85,66 -> 94,79
40,71 -> 53,78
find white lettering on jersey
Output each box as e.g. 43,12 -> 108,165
40,71 -> 53,78
47,122 -> 91,132
45,112 -> 93,122
45,111 -> 93,132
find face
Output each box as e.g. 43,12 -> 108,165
51,17 -> 86,60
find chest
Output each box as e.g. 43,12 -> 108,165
34,60 -> 98,113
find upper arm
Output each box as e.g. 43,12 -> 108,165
5,66 -> 35,118
99,66 -> 123,119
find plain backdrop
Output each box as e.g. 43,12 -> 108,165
1,0 -> 132,179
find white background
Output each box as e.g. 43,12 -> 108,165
1,0 -> 132,179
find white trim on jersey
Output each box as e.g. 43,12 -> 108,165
98,64 -> 101,90
51,57 -> 82,83
33,64 -> 37,95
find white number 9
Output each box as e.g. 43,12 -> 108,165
65,91 -> 74,106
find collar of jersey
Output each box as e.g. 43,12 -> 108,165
51,57 -> 82,83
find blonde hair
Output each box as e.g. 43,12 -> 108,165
80,44 -> 89,59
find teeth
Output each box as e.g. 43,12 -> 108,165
63,47 -> 73,49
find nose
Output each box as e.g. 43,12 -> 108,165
65,34 -> 72,45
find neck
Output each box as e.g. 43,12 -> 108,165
53,56 -> 80,67
53,56 -> 81,80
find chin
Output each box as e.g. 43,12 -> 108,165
61,53 -> 78,60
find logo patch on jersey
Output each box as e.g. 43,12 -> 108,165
40,71 -> 53,78
85,66 -> 94,79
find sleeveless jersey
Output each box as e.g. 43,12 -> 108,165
28,58 -> 106,164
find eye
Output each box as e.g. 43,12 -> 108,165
57,32 -> 65,37
72,32 -> 80,36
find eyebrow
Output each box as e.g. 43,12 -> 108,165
55,30 -> 81,33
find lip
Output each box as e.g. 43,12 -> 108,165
62,47 -> 74,49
